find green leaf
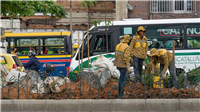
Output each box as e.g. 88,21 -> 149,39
1,1 -> 67,18
87,4 -> 90,8
81,2 -> 85,7
93,20 -> 97,26
98,20 -> 101,23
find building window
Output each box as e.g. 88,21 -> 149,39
173,0 -> 196,12
151,0 -> 170,12
150,0 -> 196,13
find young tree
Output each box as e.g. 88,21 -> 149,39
81,1 -> 112,58
1,1 -> 67,19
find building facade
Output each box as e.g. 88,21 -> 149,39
128,0 -> 200,19
19,1 -> 116,30
2,1 -> 200,30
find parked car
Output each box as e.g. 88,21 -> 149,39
0,53 -> 24,72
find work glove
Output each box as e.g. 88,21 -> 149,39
151,70 -> 154,75
160,74 -> 166,80
151,68 -> 155,75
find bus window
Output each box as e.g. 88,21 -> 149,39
81,34 -> 93,58
187,37 -> 200,48
187,25 -> 200,48
40,37 -> 64,54
92,35 -> 111,56
148,38 -> 184,49
7,38 -> 13,54
145,25 -> 184,49
120,27 -> 138,37
11,38 -> 39,55
120,27 -> 138,45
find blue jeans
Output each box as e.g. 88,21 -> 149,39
117,67 -> 127,97
160,58 -> 179,88
133,57 -> 144,83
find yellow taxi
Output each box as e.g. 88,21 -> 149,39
0,53 -> 24,72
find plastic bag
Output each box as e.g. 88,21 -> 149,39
92,54 -> 120,79
81,68 -> 111,88
44,76 -> 67,93
0,76 -> 7,89
0,65 -> 9,75
97,68 -> 111,87
6,69 -> 27,83
26,70 -> 45,94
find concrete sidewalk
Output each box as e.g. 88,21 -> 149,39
1,99 -> 200,112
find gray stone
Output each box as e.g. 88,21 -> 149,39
90,99 -> 112,111
18,100 -> 30,111
112,99 -> 146,111
56,100 -> 79,111
146,99 -> 179,112
12,100 -> 21,111
36,100 -> 47,111
46,100 -> 57,111
180,99 -> 200,111
78,99 -> 92,111
1,100 -> 13,111
2,99 -> 200,112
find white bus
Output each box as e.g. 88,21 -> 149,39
69,18 -> 200,81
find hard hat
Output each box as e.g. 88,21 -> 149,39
152,38 -> 158,42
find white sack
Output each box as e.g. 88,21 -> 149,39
31,83 -> 45,94
0,65 -> 9,75
6,69 -> 27,82
44,76 -> 69,93
25,70 -> 45,94
91,54 -> 120,79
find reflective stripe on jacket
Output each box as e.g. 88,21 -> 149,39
130,33 -> 148,59
114,43 -> 129,68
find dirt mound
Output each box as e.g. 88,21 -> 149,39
1,81 -> 200,99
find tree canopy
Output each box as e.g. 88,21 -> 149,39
1,1 -> 67,19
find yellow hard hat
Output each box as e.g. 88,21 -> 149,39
149,48 -> 159,57
120,34 -> 132,43
137,26 -> 146,33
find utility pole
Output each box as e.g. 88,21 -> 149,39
105,2 -> 108,58
70,0 -> 73,53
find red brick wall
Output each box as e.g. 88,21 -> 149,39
19,1 -> 115,30
59,1 -> 115,12
128,1 -> 150,19
128,1 -> 200,20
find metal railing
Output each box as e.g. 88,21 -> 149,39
1,67 -> 200,99
150,0 -> 196,13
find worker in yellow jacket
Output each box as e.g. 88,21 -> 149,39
130,26 -> 148,83
114,34 -> 132,97
149,48 -> 178,88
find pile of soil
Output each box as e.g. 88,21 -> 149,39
1,81 -> 200,99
